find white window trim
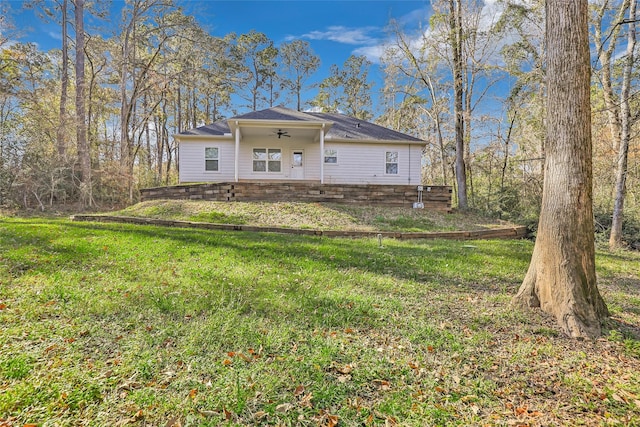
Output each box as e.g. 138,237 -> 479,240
205,146 -> 220,172
252,147 -> 283,173
385,151 -> 399,175
323,148 -> 339,165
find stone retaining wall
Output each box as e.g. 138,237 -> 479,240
140,182 -> 452,211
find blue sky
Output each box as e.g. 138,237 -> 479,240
7,0 -> 433,112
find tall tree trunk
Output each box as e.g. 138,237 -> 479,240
191,88 -> 198,129
177,86 -> 182,133
120,22 -> 131,191
57,0 -> 68,158
425,76 -> 447,186
500,114 -> 516,213
593,0 -> 628,153
144,93 -> 152,175
155,115 -> 163,183
512,0 -> 608,339
450,0 -> 467,210
464,81 -> 473,207
435,113 -> 447,186
75,0 -> 91,206
212,91 -> 218,122
164,126 -> 172,185
609,0 -> 636,249
119,4 -> 137,203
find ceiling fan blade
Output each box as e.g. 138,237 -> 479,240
274,129 -> 290,138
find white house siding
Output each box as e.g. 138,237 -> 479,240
179,138 -> 423,185
322,142 -> 423,185
237,137 -> 321,181
179,139 -> 236,182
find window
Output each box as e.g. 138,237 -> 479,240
385,151 -> 398,174
253,148 -> 281,172
205,147 -> 219,171
292,151 -> 303,167
324,149 -> 338,164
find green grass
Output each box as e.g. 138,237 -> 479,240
115,200 -> 512,232
1,216 -> 639,426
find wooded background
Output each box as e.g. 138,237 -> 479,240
0,0 -> 637,248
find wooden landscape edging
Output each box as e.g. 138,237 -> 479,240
71,214 -> 529,241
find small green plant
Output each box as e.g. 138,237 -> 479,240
1,355 -> 33,380
65,383 -> 103,411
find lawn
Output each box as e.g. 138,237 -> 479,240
115,200 -> 515,232
1,216 -> 639,426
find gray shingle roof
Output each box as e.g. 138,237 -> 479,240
179,106 -> 424,142
180,121 -> 231,136
307,111 -> 423,142
235,106 -> 320,122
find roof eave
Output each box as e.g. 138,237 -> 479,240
173,134 -> 233,142
228,118 -> 334,132
326,137 -> 425,145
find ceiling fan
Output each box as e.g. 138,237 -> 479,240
273,129 -> 290,139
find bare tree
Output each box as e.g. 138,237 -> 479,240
449,0 -> 467,209
608,0 -> 637,249
56,0 -> 69,158
512,0 -> 608,338
381,21 -> 450,185
75,0 -> 91,206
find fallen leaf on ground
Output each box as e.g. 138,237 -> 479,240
299,392 -> 313,408
276,403 -> 293,413
238,353 -> 252,362
334,364 -> 352,374
253,411 -> 268,420
164,416 -> 181,427
373,379 -> 391,390
337,374 -> 351,383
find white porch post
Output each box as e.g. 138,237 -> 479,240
320,124 -> 325,184
234,122 -> 240,182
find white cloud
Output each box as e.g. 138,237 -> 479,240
304,105 -> 345,114
369,1 -> 528,68
353,44 -> 388,63
395,7 -> 431,27
300,26 -> 380,45
48,31 -> 62,41
290,2 -> 527,69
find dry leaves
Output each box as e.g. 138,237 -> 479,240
313,409 -> 339,427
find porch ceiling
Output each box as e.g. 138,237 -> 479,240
239,125 -> 320,141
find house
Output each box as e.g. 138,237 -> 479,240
175,106 -> 425,185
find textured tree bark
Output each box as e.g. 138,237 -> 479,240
609,0 -> 636,249
57,0 -> 68,158
75,0 -> 91,206
449,0 -> 467,210
512,0 -> 608,338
